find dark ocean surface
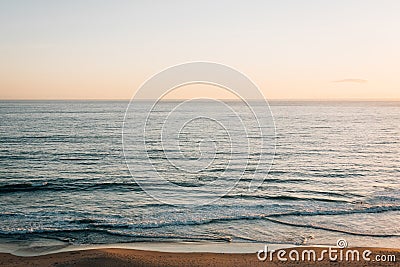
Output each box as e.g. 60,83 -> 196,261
0,100 -> 399,249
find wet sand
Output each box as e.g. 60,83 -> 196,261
0,247 -> 398,266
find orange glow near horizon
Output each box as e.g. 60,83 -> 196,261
0,1 -> 399,100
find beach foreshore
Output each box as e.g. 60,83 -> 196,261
0,246 -> 398,267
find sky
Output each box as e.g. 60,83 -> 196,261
0,0 -> 399,100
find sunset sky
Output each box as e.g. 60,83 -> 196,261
1,1 -> 399,100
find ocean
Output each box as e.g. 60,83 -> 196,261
0,100 -> 399,252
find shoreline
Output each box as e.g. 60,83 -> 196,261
0,241 -> 295,257
1,239 -> 399,256
0,246 -> 398,267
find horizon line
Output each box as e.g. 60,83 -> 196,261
1,98 -> 400,102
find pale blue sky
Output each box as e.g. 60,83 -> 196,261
1,0 -> 399,99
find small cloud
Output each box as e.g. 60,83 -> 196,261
332,79 -> 367,84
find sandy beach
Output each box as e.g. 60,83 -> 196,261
0,247 -> 398,267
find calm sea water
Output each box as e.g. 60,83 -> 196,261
0,100 -> 399,248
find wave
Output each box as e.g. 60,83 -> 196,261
266,218 -> 400,238
205,168 -> 227,172
221,194 -> 350,203
286,189 -> 365,198
0,181 -> 142,193
107,204 -> 400,233
0,228 -> 232,243
1,204 -> 399,240
269,204 -> 400,218
251,177 -> 312,183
